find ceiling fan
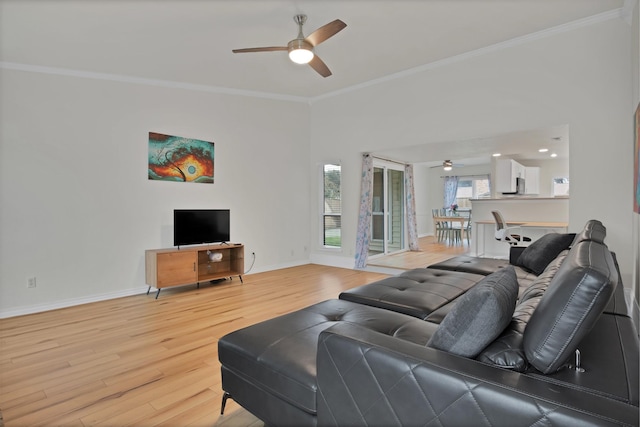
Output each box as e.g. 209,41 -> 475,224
232,14 -> 347,77
430,160 -> 465,170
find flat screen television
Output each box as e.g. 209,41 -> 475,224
174,209 -> 230,247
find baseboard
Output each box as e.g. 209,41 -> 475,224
0,259 -> 318,319
309,252 -> 355,269
0,286 -> 150,319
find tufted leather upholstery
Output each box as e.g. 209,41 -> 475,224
339,268 -> 484,319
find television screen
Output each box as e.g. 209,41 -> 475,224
174,209 -> 230,247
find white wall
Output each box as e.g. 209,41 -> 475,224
0,70 -> 311,317
309,17 -> 635,288
631,0 -> 640,308
1,10 -> 637,318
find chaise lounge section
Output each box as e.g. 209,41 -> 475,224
218,220 -> 639,426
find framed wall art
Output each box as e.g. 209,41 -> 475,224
148,132 -> 214,184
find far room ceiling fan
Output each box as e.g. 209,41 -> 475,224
430,160 -> 465,171
232,14 -> 347,77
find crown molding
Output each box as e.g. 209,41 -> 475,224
0,61 -> 310,104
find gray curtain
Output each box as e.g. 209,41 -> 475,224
404,164 -> 420,251
443,176 -> 459,209
354,154 -> 373,268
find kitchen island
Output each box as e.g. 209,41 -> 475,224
470,197 -> 569,258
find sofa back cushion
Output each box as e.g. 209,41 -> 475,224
523,240 -> 617,374
427,266 -> 518,358
516,233 -> 575,275
476,251 -> 568,371
571,219 -> 606,246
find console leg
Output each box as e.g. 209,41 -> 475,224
239,275 -> 243,284
155,289 -> 161,299
221,392 -> 232,414
146,286 -> 151,295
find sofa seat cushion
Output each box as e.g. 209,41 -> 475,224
427,255 -> 538,290
218,299 -> 437,415
339,268 -> 484,319
427,266 -> 519,358
427,255 -> 510,275
424,265 -> 538,325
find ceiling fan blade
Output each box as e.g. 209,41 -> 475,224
305,19 -> 346,46
232,46 -> 288,53
309,55 -> 332,78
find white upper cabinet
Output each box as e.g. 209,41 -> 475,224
495,159 -> 525,193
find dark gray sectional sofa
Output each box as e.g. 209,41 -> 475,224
218,220 -> 639,426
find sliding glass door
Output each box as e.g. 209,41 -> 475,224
369,164 -> 405,256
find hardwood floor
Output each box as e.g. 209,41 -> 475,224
0,238 -> 463,426
367,235 -> 470,270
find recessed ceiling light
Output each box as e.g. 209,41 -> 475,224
538,148 -> 549,153
492,153 -> 501,157
550,153 -> 558,158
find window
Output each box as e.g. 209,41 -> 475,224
323,164 -> 341,247
455,176 -> 490,208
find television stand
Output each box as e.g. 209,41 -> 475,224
145,243 -> 244,299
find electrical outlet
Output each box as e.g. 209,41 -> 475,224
27,277 -> 37,288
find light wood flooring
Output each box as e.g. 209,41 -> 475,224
0,237 -> 465,426
368,235 -> 470,270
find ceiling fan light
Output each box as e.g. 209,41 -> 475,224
289,48 -> 314,64
443,160 -> 453,171
288,39 -> 314,64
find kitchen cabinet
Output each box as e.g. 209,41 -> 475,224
495,159 -> 525,193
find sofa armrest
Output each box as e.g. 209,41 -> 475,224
509,246 -> 526,264
316,323 -> 638,427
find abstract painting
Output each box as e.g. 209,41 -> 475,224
635,103 -> 640,213
148,132 -> 214,184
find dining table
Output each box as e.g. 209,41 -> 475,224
433,215 -> 468,245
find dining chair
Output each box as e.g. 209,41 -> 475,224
462,211 -> 472,244
491,210 -> 531,246
432,209 -> 447,242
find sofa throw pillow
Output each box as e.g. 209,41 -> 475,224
427,266 -> 519,358
516,233 -> 576,276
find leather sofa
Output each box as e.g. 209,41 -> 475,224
218,220 -> 639,426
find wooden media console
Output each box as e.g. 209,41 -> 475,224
145,243 -> 244,298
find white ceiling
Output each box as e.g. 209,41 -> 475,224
0,0 -> 626,164
1,0 -> 625,99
